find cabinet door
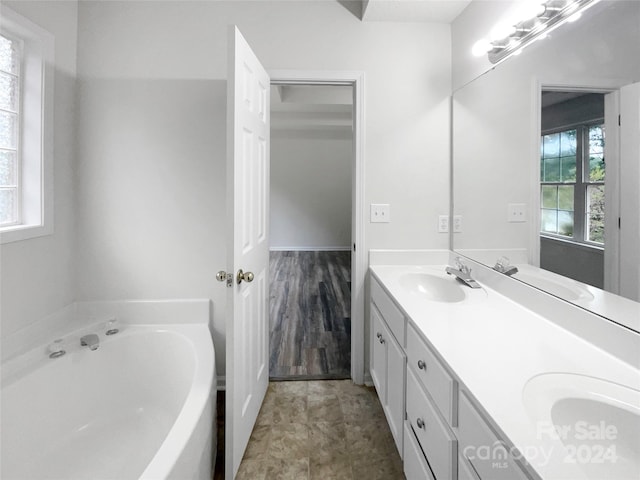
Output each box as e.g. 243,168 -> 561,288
370,304 -> 387,401
386,326 -> 406,456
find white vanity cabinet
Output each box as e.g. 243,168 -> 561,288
370,271 -> 532,480
370,278 -> 406,457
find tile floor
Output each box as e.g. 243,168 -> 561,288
235,380 -> 405,480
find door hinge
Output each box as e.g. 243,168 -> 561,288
353,243 -> 356,252
619,114 -> 621,126
619,217 -> 621,229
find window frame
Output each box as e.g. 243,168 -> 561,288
0,6 -> 54,244
540,120 -> 605,249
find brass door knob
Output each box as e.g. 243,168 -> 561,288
237,269 -> 254,284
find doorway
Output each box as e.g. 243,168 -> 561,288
268,82 -> 355,380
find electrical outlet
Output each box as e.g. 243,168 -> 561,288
453,215 -> 462,233
370,204 -> 390,223
507,203 -> 527,223
438,215 -> 449,233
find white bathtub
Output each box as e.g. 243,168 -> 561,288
1,302 -> 216,480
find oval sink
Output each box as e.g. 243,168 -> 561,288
399,272 -> 466,303
513,271 -> 594,301
523,373 -> 640,480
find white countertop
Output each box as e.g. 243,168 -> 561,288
370,264 -> 640,480
512,263 -> 640,333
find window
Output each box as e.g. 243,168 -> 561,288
0,7 -> 54,244
540,123 -> 605,246
0,34 -> 21,227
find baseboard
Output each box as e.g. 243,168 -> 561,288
216,375 -> 226,391
363,372 -> 373,387
270,246 -> 351,252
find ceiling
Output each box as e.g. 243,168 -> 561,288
359,0 -> 473,23
541,91 -> 593,108
271,1 -> 479,130
271,85 -> 353,132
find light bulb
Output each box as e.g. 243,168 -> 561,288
490,22 -> 517,41
567,11 -> 582,22
472,39 -> 493,57
518,1 -> 547,21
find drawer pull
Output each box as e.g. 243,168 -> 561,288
416,418 -> 425,429
417,359 -> 427,370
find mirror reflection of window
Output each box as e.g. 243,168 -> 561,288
539,91 -> 606,289
540,121 -> 605,245
586,126 -> 605,244
541,129 -> 577,237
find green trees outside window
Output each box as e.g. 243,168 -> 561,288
540,124 -> 604,245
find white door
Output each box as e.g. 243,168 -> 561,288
224,25 -> 270,479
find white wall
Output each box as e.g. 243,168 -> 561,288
270,128 -> 352,250
451,0 -> 517,91
451,1 -> 640,265
75,0 -> 452,376
0,1 -> 78,338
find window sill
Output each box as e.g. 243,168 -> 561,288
1,223 -> 53,244
540,234 -> 604,253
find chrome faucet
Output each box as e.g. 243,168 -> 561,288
80,333 -> 99,351
493,256 -> 519,276
445,257 -> 482,289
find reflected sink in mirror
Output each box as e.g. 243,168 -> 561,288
512,266 -> 594,302
399,272 -> 467,302
523,373 -> 640,480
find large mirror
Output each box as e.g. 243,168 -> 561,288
452,0 -> 640,332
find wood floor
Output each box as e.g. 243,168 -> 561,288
269,251 -> 351,380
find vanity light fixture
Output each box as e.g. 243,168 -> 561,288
472,0 -> 601,63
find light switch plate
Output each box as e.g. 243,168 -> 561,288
508,203 -> 527,222
453,215 -> 462,233
438,215 -> 449,233
371,204 -> 390,223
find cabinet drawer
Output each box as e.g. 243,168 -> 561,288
403,422 -> 435,480
457,391 -> 529,480
371,276 -> 405,346
407,322 -> 456,425
406,367 -> 457,480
